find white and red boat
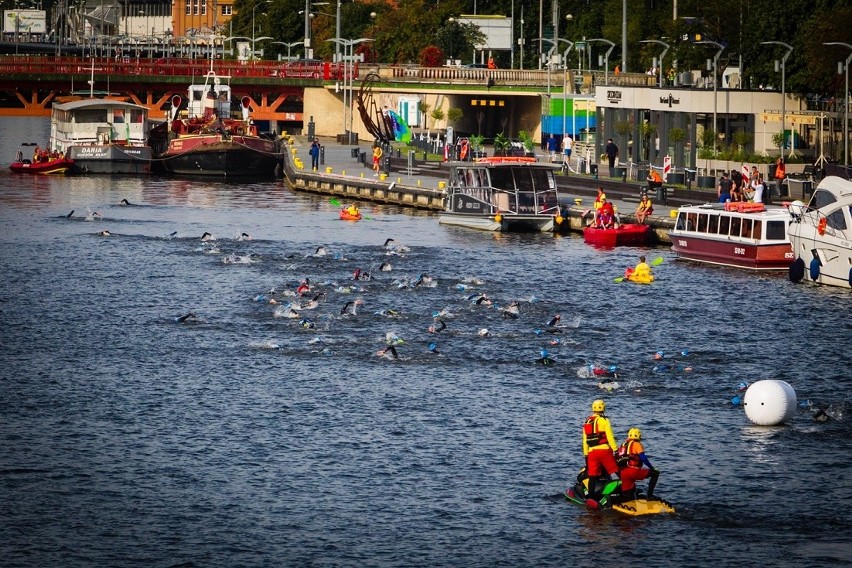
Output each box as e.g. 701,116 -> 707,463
149,71 -> 281,177
669,202 -> 794,270
583,223 -> 652,248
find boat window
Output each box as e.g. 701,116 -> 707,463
530,168 -> 554,191
766,220 -> 786,240
131,110 -> 145,123
740,218 -> 753,238
729,217 -> 741,236
513,168 -> 534,193
810,189 -> 837,210
697,214 -> 708,232
675,213 -> 685,230
686,213 -> 697,231
752,220 -> 762,240
74,109 -> 108,123
489,168 -> 515,192
708,214 -> 719,233
719,215 -> 730,235
113,109 -> 125,123
827,208 -> 847,231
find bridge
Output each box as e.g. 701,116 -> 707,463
0,53 -> 653,137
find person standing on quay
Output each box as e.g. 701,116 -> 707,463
605,138 -> 619,178
309,138 -> 321,171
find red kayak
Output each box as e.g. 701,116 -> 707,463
339,209 -> 362,221
10,158 -> 74,175
583,223 -> 652,248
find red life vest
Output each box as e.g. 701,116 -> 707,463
616,439 -> 642,468
583,415 -> 609,448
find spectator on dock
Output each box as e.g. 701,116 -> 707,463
372,143 -> 383,176
309,138 -> 321,171
636,194 -> 653,224
646,168 -> 662,195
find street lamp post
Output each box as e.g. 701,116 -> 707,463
621,0 -> 627,72
640,39 -> 670,88
327,37 -> 373,144
588,38 -> 615,85
824,42 -> 852,166
272,40 -> 304,60
761,41 -> 794,159
696,40 -> 725,156
251,0 -> 271,58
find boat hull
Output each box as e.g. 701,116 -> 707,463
438,212 -> 554,232
583,224 -> 651,247
670,234 -> 794,270
10,159 -> 73,175
159,135 -> 280,177
67,145 -> 152,174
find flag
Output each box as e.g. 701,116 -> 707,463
387,110 -> 411,144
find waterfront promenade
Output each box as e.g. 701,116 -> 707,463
281,135 -> 720,244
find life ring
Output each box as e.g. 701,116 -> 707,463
817,217 -> 827,235
789,257 -> 805,283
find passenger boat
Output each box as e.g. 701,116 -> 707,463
583,223 -> 652,248
787,176 -> 852,288
669,202 -> 794,270
148,71 -> 281,177
438,157 -> 561,232
49,99 -> 153,174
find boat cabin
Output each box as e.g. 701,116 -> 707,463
186,74 -> 233,120
447,162 -> 559,216
673,203 -> 789,244
50,99 -> 150,150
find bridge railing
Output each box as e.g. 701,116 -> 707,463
0,55 -> 345,81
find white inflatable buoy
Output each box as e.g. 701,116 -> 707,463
743,380 -> 797,426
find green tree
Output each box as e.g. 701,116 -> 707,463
447,107 -> 463,126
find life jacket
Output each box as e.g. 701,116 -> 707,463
583,415 -> 609,448
616,439 -> 642,468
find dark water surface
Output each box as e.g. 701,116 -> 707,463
1,118 -> 850,567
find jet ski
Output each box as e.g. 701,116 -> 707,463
564,468 -> 675,516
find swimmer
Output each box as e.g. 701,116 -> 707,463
653,351 -> 664,360
428,342 -> 440,354
478,328 -> 491,337
275,304 -> 300,318
176,312 -> 197,323
813,409 -> 830,423
353,268 -> 371,281
340,298 -> 364,315
299,318 -> 315,329
383,238 -> 396,248
168,231 -> 178,238
374,308 -> 401,318
313,245 -> 328,257
300,293 -> 323,310
296,279 -> 311,296
428,319 -> 447,333
97,230 -> 111,236
119,198 -> 132,206
501,301 -> 520,319
379,262 -> 392,272
385,331 -> 404,345
236,232 -> 252,241
85,211 -> 102,221
65,210 -> 75,218
536,349 -> 555,365
376,345 -> 399,360
546,314 -> 561,327
201,231 -> 215,241
413,274 -> 433,287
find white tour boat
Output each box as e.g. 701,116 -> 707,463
787,176 -> 852,288
438,157 -> 562,232
50,99 -> 153,174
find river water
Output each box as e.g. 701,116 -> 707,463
0,117 -> 850,567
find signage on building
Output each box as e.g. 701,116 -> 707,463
659,93 -> 681,107
606,90 -> 622,104
3,10 -> 46,34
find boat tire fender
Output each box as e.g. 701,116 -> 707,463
817,217 -> 827,236
809,257 -> 821,281
789,258 -> 805,283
